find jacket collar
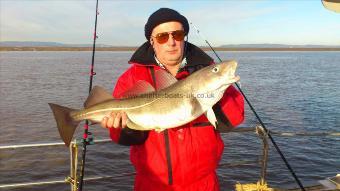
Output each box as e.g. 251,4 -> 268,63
129,41 -> 214,68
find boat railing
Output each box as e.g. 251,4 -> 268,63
0,127 -> 339,190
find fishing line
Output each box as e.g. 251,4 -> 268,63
190,22 -> 306,191
78,0 -> 99,190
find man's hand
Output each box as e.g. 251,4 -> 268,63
101,111 -> 127,129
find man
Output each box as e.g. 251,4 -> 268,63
101,8 -> 244,191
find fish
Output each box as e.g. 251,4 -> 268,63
49,60 -> 240,146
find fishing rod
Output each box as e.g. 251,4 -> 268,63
190,23 -> 306,191
78,0 -> 99,190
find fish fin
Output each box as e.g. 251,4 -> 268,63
84,86 -> 113,108
126,117 -> 145,131
206,108 -> 218,129
155,69 -> 177,90
48,103 -> 80,147
119,80 -> 155,98
190,97 -> 204,117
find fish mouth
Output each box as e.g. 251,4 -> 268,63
212,75 -> 240,95
227,75 -> 240,86
223,74 -> 240,84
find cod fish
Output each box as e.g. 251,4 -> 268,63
49,60 -> 240,146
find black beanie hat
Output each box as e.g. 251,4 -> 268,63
145,8 -> 189,41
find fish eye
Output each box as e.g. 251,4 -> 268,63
212,66 -> 219,73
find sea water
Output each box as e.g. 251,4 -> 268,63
0,51 -> 339,190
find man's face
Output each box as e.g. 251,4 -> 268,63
150,21 -> 185,67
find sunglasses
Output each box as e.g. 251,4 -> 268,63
152,30 -> 186,44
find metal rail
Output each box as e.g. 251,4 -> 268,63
1,129 -> 338,189
0,127 -> 271,189
1,130 -> 339,150
0,139 -> 111,150
0,180 -> 66,188
0,173 -> 136,189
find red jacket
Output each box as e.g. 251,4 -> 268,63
109,42 -> 244,191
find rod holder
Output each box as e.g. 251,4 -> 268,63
68,141 -> 79,191
256,124 -> 269,185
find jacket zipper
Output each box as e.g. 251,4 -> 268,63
164,129 -> 173,185
150,67 -> 173,185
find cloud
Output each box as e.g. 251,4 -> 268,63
172,1 -> 284,46
0,0 -> 339,46
0,0 -> 159,45
1,1 -> 95,43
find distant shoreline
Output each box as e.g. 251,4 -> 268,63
1,46 -> 340,51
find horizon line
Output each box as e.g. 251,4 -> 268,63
1,46 -> 340,52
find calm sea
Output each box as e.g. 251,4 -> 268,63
0,51 -> 339,191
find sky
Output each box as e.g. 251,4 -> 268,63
0,0 -> 339,46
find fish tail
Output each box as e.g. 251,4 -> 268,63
48,103 -> 80,147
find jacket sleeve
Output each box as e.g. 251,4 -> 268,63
213,85 -> 244,132
108,67 -> 149,145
